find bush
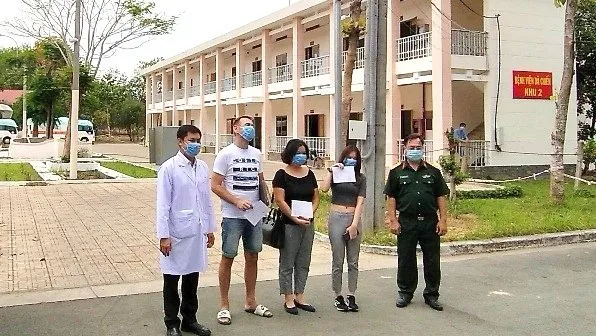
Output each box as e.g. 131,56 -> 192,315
583,139 -> 596,172
457,185 -> 523,199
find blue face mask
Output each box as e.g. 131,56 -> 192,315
184,142 -> 201,157
292,153 -> 308,166
343,158 -> 358,167
405,149 -> 423,162
239,125 -> 256,142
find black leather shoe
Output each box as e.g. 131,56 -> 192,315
294,300 -> 316,312
395,296 -> 411,308
166,327 -> 182,336
284,303 -> 299,315
181,322 -> 211,336
425,298 -> 444,311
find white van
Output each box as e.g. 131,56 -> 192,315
28,117 -> 95,143
0,119 -> 18,144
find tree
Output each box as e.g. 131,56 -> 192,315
113,98 -> 145,141
340,0 -> 364,146
439,128 -> 468,202
551,0 -> 578,205
3,0 -> 176,76
576,0 -> 596,140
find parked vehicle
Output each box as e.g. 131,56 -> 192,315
28,117 -> 95,143
0,119 -> 18,144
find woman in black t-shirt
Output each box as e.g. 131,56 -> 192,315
272,139 -> 320,315
320,145 -> 366,312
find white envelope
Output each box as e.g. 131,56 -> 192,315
291,200 -> 313,219
332,166 -> 356,183
244,201 -> 269,226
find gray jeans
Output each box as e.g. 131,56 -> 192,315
279,223 -> 315,295
328,211 -> 362,295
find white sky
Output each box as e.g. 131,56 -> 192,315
0,0 -> 299,76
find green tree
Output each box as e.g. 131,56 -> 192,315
576,0 -> 596,140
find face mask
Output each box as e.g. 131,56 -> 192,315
292,153 -> 308,166
405,149 -> 423,162
184,142 -> 201,156
239,125 -> 256,142
343,158 -> 358,167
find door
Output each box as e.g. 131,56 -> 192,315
304,114 -> 321,137
253,117 -> 262,149
401,110 -> 413,139
252,60 -> 262,72
304,45 -> 321,76
305,45 -> 320,59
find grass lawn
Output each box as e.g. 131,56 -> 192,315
0,163 -> 42,181
314,180 -> 596,246
100,161 -> 157,178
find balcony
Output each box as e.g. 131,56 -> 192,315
301,55 -> 330,78
241,71 -> 263,88
342,47 -> 365,69
222,77 -> 236,92
204,81 -> 216,95
154,94 -> 162,103
397,29 -> 488,61
269,136 -> 330,158
176,89 -> 184,99
268,64 -> 293,83
165,90 -> 173,101
189,86 -> 200,97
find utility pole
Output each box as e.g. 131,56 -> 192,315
362,0 -> 388,232
69,0 -> 81,179
22,74 -> 27,138
333,0 -> 342,160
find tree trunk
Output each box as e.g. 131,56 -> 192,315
449,177 -> 457,202
63,114 -> 72,157
33,123 -> 38,137
340,0 -> 362,147
550,0 -> 577,205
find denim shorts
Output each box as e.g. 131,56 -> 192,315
221,218 -> 263,258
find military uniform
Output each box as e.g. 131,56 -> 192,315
384,161 -> 449,301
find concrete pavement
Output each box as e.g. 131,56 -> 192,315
0,243 -> 594,336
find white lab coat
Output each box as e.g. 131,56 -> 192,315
156,151 -> 217,275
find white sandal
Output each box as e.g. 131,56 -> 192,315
245,304 -> 273,318
217,309 -> 232,325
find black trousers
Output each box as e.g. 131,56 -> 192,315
163,272 -> 200,328
396,218 -> 441,300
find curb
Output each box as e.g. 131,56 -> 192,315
314,229 -> 596,256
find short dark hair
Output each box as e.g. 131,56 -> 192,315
403,133 -> 424,146
233,115 -> 254,126
460,122 -> 467,127
281,138 -> 309,165
338,145 -> 362,177
177,125 -> 202,140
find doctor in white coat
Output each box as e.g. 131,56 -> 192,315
156,125 -> 215,336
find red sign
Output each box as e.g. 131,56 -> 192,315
512,71 -> 553,100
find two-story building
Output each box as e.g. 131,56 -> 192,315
141,0 -> 578,171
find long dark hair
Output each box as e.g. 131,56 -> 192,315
338,145 -> 362,177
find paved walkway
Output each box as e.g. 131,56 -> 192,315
0,182 -> 395,299
0,244 -> 594,336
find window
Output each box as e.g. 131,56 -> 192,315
208,73 -> 216,82
178,120 -> 182,126
190,119 -> 195,125
178,82 -> 183,90
190,78 -> 194,86
424,111 -> 433,131
275,116 -> 288,136
275,53 -> 288,67
231,67 -> 236,77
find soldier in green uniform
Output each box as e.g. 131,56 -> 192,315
384,133 -> 449,311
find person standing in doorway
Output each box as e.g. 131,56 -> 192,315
385,133 -> 450,311
211,115 -> 273,325
156,125 -> 215,336
272,139 -> 320,315
320,145 -> 366,312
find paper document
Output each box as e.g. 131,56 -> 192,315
291,200 -> 314,219
244,201 -> 269,226
332,166 -> 356,183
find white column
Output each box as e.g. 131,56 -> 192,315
328,5 -> 338,157
184,61 -> 190,105
292,17 -> 305,138
161,69 -> 167,126
235,39 -> 244,117
215,48 -> 223,152
172,66 -> 178,126
151,74 -> 157,110
431,0 -> 453,163
386,0 -> 402,166
261,30 -> 272,158
198,55 -> 205,133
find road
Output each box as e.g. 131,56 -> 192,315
0,243 -> 594,336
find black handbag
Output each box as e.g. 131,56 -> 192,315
262,188 -> 285,249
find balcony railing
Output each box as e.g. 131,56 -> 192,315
397,29 -> 488,61
398,32 -> 432,61
241,71 -> 263,88
451,29 -> 487,56
189,86 -> 200,97
342,47 -> 365,69
222,77 -> 236,92
154,94 -> 162,103
268,64 -> 293,83
176,89 -> 184,99
457,140 -> 489,167
204,134 -> 217,147
204,81 -> 216,95
301,55 -> 330,78
220,134 -> 233,148
165,90 -> 173,101
269,136 -> 330,158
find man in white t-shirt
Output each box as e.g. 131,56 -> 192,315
211,115 -> 273,325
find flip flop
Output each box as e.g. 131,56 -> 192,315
216,309 -> 231,325
245,304 -> 273,318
